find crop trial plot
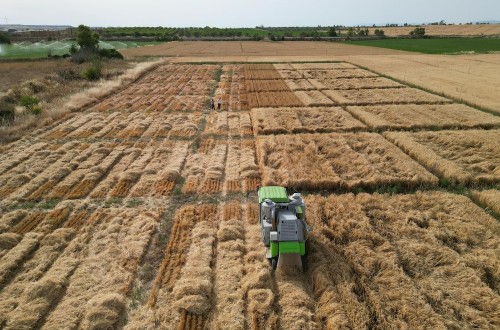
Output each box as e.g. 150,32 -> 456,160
256,132 -> 438,191
299,68 -> 379,79
182,140 -> 260,194
0,205 -> 163,330
347,103 -> 500,130
0,140 -> 188,201
323,87 -> 452,105
294,90 -> 335,106
251,107 -> 366,134
385,129 -> 500,184
289,62 -> 358,70
247,91 -> 304,108
304,192 -> 500,329
308,77 -> 404,90
44,111 -> 201,140
204,111 -> 253,137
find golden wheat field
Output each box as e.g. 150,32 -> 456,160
0,57 -> 499,330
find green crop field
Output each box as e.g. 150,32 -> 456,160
0,41 -> 162,59
348,38 -> 500,54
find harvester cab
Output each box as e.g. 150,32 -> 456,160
258,186 -> 312,271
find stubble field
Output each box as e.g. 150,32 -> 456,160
0,56 -> 499,329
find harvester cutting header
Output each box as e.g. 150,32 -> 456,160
258,186 -> 312,271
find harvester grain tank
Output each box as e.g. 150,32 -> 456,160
258,186 -> 312,271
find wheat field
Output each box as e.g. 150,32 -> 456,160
0,59 -> 499,329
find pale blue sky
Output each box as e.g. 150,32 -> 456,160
2,0 -> 498,27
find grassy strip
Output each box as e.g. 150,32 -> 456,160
347,38 -> 500,54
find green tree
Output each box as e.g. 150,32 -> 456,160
409,27 -> 426,36
0,32 -> 11,44
347,27 -> 355,36
328,27 -> 337,37
76,24 -> 99,49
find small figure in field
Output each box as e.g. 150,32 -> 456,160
211,98 -> 215,110
217,98 -> 221,110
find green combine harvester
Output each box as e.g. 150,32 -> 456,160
258,186 -> 312,271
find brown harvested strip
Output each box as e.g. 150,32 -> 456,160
148,206 -> 197,306
36,207 -> 72,233
0,186 -> 18,199
225,180 -> 241,192
243,178 -> 261,192
179,313 -> 205,330
0,229 -> 77,329
153,179 -> 176,196
47,183 -> 76,200
0,232 -> 42,288
182,177 -> 200,194
275,269 -> 320,330
66,180 -> 98,199
64,211 -> 91,230
243,203 -> 277,329
12,212 -> 47,235
198,139 -> 216,153
109,178 -> 139,198
199,179 -> 223,194
173,218 -> 217,327
26,180 -> 58,201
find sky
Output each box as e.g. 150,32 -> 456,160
2,0 -> 499,27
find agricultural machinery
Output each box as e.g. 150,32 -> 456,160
258,186 -> 312,271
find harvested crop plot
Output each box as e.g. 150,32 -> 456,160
182,140 -> 260,193
305,192 -> 500,329
289,62 -> 358,70
44,111 -> 201,140
323,87 -> 452,105
284,79 -> 316,91
127,202 -> 281,329
89,64 -> 216,112
300,68 -> 378,79
247,91 -> 303,108
472,189 -> 500,215
385,129 -> 500,184
0,140 -> 188,201
294,90 -> 335,106
308,77 -> 404,90
347,103 -> 500,130
251,107 -> 366,134
246,79 -> 289,92
0,205 -> 162,330
204,111 -> 253,137
256,133 -> 437,191
224,141 -> 261,192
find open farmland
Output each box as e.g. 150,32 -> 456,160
1,57 -> 499,329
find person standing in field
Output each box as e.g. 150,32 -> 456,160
211,98 -> 215,110
217,98 -> 221,110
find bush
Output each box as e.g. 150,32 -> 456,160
410,27 -> 426,36
58,69 -> 81,80
98,48 -> 124,59
82,62 -> 102,81
374,29 -> 385,36
0,32 -> 11,44
0,100 -> 15,122
19,95 -> 42,115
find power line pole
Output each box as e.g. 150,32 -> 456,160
3,17 -> 8,25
